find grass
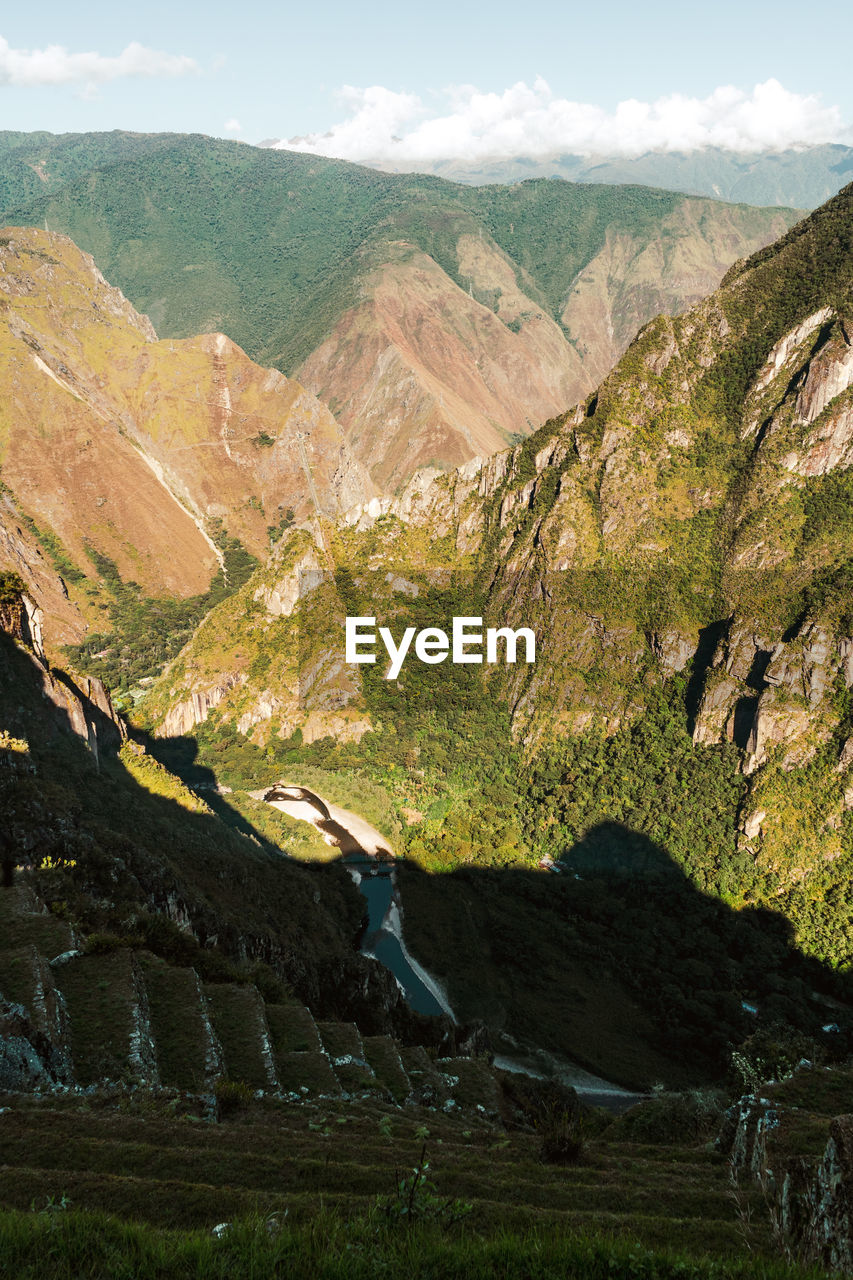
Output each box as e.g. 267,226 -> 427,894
400,1045 -> 452,1103
317,1021 -> 364,1060
0,1094 -> 752,1237
137,956 -> 211,1092
0,1205 -> 828,1280
55,951 -> 138,1085
0,947 -> 41,1009
2,1052 -> 849,1277
317,1021 -> 380,1094
436,1058 -> 503,1115
204,984 -> 273,1090
0,888 -> 73,957
266,1003 -> 323,1055
363,1036 -> 412,1104
275,1050 -> 342,1096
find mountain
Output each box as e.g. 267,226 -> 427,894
6,143 -> 853,1280
7,485 -> 853,1278
1,132 -> 800,487
116,183 -> 853,1085
0,607 -> 417,1043
4,168 -> 853,1091
363,143 -> 853,211
297,196 -> 795,487
0,129 -> 195,213
0,226 -> 372,674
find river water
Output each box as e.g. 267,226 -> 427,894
347,856 -> 454,1020
348,855 -> 642,1109
260,783 -> 642,1108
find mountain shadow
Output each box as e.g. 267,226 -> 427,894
396,820 -> 852,1090
0,631 -> 448,1046
3,627 -> 851,1091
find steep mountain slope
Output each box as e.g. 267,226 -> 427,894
298,193 -> 792,487
295,240 -> 585,486
469,181 -> 853,746
2,133 -> 799,485
0,615 -> 416,1039
0,227 -> 372,662
418,179 -> 853,966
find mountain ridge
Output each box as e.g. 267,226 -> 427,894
351,142 -> 853,210
0,131 -> 801,486
130,181 -> 853,996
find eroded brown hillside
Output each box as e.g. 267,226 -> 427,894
299,205 -> 796,488
0,228 -> 373,649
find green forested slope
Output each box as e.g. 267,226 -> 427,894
3,132 -> 796,372
0,130 -> 190,217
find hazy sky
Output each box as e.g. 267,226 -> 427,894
1,1 -> 850,160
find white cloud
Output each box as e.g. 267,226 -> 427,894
224,117 -> 242,134
0,35 -> 198,87
274,77 -> 844,162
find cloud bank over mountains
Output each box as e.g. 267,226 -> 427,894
0,36 -> 197,87
275,77 -> 846,163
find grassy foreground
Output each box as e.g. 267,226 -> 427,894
0,1210 -> 827,1280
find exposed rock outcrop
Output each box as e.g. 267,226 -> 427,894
0,587 -> 125,762
158,674 -> 246,739
720,1095 -> 853,1275
0,998 -> 57,1090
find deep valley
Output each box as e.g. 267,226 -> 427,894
2,130 -> 853,1278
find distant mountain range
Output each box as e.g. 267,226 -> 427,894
262,141 -> 853,212
0,130 -> 800,487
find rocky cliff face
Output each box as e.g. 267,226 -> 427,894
424,182 -> 853,896
0,583 -> 125,765
144,534 -> 373,747
143,187 -> 853,771
560,199 -> 794,391
719,1083 -> 853,1275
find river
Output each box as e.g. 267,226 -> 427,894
347,855 -> 455,1019
259,781 -> 643,1109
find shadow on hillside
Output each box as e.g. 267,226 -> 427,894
393,820 -> 853,1088
2,630 -> 851,1088
0,632 -> 451,1047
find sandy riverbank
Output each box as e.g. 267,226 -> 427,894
249,783 -> 395,857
